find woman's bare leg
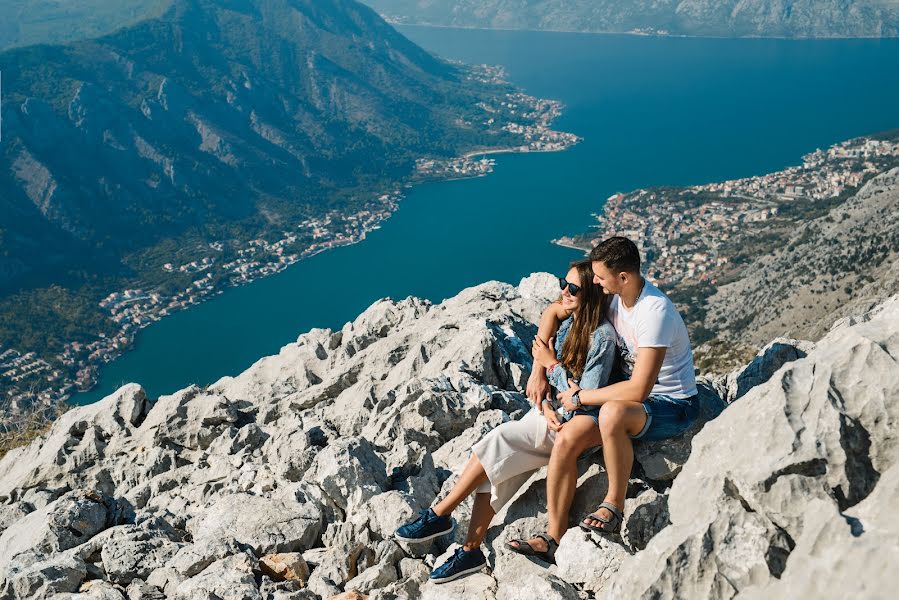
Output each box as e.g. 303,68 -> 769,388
509,415 -> 602,552
463,493 -> 495,551
432,453 -> 489,516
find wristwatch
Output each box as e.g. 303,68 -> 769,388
571,390 -> 582,409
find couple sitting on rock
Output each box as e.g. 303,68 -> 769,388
394,236 -> 700,583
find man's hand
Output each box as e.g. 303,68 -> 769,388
542,402 -> 564,432
558,379 -> 582,412
526,368 -> 551,407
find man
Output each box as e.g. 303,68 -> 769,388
556,236 -> 699,532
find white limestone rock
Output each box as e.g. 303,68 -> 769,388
0,279 -> 894,599
99,525 -> 181,586
0,548 -> 87,600
0,385 -> 148,501
306,437 -> 387,512
633,379 -> 726,481
0,489 -> 124,575
553,527 -> 630,595
172,552 -> 261,600
608,294 -> 899,598
723,336 -> 816,402
343,559 -> 398,594
188,492 -> 323,555
621,488 -> 669,552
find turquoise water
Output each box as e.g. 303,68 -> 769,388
75,29 -> 899,404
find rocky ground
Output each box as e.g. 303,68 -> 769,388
705,167 -> 899,350
0,274 -> 896,599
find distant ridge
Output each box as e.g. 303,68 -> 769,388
0,0 -> 173,50
364,0 -> 899,39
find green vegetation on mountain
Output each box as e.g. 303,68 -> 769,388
0,0 -> 550,404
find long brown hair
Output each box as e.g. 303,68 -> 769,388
560,260 -> 610,379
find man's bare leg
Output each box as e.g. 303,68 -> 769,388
583,401 -> 646,529
433,453 -> 489,516
509,415 -> 602,552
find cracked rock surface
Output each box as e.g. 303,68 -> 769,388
0,275 -> 895,599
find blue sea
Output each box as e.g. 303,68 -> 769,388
75,28 -> 899,404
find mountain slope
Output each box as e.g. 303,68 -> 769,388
0,0 -> 172,50
704,167 -> 899,348
0,0 -> 525,294
365,0 -> 899,38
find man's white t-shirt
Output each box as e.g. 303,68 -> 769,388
608,279 -> 697,399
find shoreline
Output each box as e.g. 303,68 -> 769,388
0,61 -> 581,417
392,21 -> 899,42
60,131 -> 580,406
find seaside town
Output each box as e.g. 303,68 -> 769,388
0,191 -> 401,421
555,135 -> 899,288
415,90 -> 580,180
1,75 -> 581,427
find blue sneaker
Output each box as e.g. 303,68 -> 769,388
430,546 -> 487,584
394,508 -> 455,543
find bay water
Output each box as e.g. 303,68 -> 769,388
75,28 -> 899,404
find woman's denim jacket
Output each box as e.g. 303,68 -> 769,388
547,317 -> 617,394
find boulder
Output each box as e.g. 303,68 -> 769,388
608,294 -> 899,598
621,488 -> 669,552
724,337 -> 816,402
0,385 -> 148,502
633,380 -> 726,481
72,579 -> 128,599
173,552 -> 261,600
100,525 -> 181,585
0,489 -> 125,574
554,527 -> 630,595
306,437 -> 388,512
0,549 -> 87,599
188,492 -> 323,555
165,537 -> 243,577
259,553 -> 310,585
124,579 -> 166,600
343,559 -> 398,594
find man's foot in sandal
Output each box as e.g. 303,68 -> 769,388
505,533 -> 558,563
580,500 -> 623,535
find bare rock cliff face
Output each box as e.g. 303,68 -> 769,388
0,274 -> 895,599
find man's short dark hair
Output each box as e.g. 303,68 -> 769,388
589,236 -> 641,274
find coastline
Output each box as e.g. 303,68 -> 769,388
0,58 -> 581,421
60,119 -> 579,406
392,21 -> 899,41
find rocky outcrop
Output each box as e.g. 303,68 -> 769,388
0,274 -> 895,599
607,292 -> 899,598
705,167 -> 899,349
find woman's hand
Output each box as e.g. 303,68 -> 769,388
532,336 -> 558,369
558,379 -> 582,412
542,401 -> 564,432
526,369 -> 551,407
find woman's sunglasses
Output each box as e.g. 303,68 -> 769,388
558,277 -> 581,296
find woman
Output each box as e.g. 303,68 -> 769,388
393,260 -> 617,583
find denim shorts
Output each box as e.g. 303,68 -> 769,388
630,394 -> 700,442
559,405 -> 601,425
